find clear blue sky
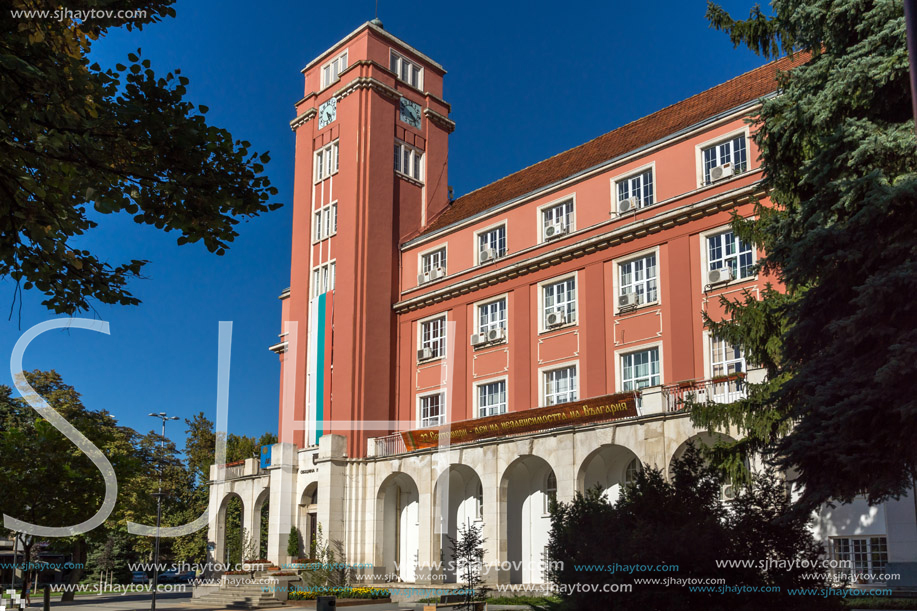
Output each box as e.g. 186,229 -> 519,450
0,0 -> 765,450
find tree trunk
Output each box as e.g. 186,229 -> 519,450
60,539 -> 86,602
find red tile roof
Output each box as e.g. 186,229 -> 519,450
418,53 -> 809,237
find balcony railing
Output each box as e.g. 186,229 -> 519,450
663,374 -> 747,413
373,433 -> 406,458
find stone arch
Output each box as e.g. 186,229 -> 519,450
252,488 -> 270,560
433,464 -> 484,583
298,481 -> 319,559
376,471 -> 420,583
576,444 -> 642,503
669,432 -> 741,499
499,455 -> 555,584
216,492 -> 245,567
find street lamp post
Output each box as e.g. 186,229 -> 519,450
149,412 -> 179,611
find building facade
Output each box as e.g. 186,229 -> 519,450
206,21 -> 917,588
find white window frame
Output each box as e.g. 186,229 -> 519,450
417,313 -> 447,361
311,260 -> 336,297
830,536 -> 888,584
321,50 -> 348,89
706,334 -> 747,403
417,390 -> 446,428
700,224 -> 756,286
613,246 -> 660,311
612,163 -> 655,214
474,221 -> 507,265
538,196 -> 576,243
418,244 -> 447,277
394,140 -> 424,183
312,202 -> 338,243
694,127 -> 751,187
541,361 -> 579,407
618,344 -> 662,392
538,272 -> 578,332
390,50 -> 423,90
474,376 -> 508,418
314,140 -> 340,183
474,294 -> 508,337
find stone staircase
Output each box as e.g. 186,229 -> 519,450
190,578 -> 286,609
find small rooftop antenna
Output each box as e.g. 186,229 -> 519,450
371,0 -> 383,28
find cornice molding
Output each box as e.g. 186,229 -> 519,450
337,75 -> 402,103
290,107 -> 317,131
394,182 -> 767,313
424,108 -> 455,133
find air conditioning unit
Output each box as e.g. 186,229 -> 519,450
618,291 -> 640,310
544,222 -> 567,240
545,310 -> 566,327
417,346 -> 433,361
470,333 -> 487,347
433,266 -> 447,279
486,328 -> 506,343
479,248 -> 495,264
707,267 -> 734,285
709,162 -> 734,182
417,271 -> 432,285
618,198 -> 638,214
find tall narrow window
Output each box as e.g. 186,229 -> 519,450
477,225 -> 507,263
542,276 -> 576,327
618,253 -> 658,305
419,393 -> 445,427
477,298 -> 507,335
313,203 -> 338,242
419,315 -> 446,360
477,380 -> 507,417
394,141 -> 424,182
707,230 -> 754,280
544,471 -> 557,514
314,141 -> 339,182
542,199 -> 575,239
702,135 -> 747,184
544,366 -> 577,406
616,169 -> 654,209
321,51 -> 348,89
621,348 -> 660,391
710,337 -> 746,403
390,50 -> 423,89
311,261 -> 335,297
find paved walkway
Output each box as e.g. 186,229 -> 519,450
20,592 -> 408,611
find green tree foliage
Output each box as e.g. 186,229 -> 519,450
446,522 -> 487,609
547,447 -> 836,610
1,0 -> 280,314
287,525 -> 301,559
691,0 -> 917,506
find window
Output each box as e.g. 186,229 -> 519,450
617,169 -> 654,209
321,51 -> 348,89
544,471 -> 557,514
477,225 -> 506,263
621,348 -> 660,391
542,276 -> 576,327
475,482 -> 484,520
311,261 -> 336,297
702,134 -> 747,184
707,230 -> 754,280
623,458 -> 640,487
419,393 -> 445,427
477,380 -> 507,418
541,199 -> 574,239
477,298 -> 507,335
314,141 -> 339,182
390,50 -> 423,89
420,247 -> 446,275
831,537 -> 888,583
394,141 -> 424,182
619,253 -> 658,305
710,337 -> 745,379
544,365 -> 577,406
420,315 -> 446,359
313,203 -> 338,242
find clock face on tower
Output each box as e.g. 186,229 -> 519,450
318,97 -> 337,129
399,97 -> 422,129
